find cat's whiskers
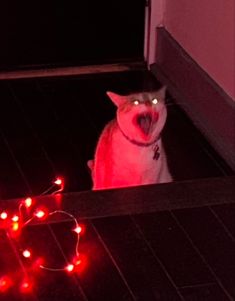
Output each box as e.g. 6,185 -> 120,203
165,103 -> 176,107
165,100 -> 185,107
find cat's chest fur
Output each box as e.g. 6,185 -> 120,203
89,88 -> 172,190
111,122 -> 159,173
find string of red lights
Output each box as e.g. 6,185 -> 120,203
0,177 -> 85,294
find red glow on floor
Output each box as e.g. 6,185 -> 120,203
0,276 -> 12,293
73,254 -> 87,273
12,222 -> 20,232
32,257 -> 45,271
73,257 -> 81,266
9,221 -> 21,238
54,193 -> 62,207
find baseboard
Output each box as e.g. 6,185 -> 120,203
151,27 -> 235,171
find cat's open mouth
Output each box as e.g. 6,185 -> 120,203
135,112 -> 158,135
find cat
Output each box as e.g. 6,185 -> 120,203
88,86 -> 172,190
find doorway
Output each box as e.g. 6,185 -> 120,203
0,0 -> 146,70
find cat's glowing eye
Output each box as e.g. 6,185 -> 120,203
133,100 -> 140,105
152,98 -> 158,105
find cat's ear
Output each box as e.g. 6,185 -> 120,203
157,86 -> 167,99
106,91 -> 126,107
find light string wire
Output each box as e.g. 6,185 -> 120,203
0,177 -> 83,281
20,179 -> 81,272
36,211 -> 81,272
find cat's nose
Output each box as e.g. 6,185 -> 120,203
144,100 -> 152,106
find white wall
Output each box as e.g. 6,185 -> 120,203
147,0 -> 235,99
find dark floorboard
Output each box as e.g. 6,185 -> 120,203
173,207 -> 235,299
133,212 -> 214,287
179,283 -> 230,301
210,203 -> 235,240
92,216 -> 182,300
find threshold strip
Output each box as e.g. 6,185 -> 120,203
0,61 -> 146,80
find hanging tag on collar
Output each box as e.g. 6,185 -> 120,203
153,144 -> 160,160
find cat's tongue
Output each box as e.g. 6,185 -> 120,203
137,113 -> 153,135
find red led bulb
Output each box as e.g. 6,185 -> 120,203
20,278 -> 33,294
0,212 -> 8,220
12,215 -> 19,222
73,224 -> 85,235
24,197 -> 33,208
54,178 -> 62,185
35,210 -> 45,219
65,264 -> 74,273
22,249 -> 31,259
73,225 -> 82,234
34,208 -> 48,220
54,177 -> 65,191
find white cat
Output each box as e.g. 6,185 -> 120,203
88,86 -> 172,189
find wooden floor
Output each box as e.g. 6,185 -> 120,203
0,70 -> 234,300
